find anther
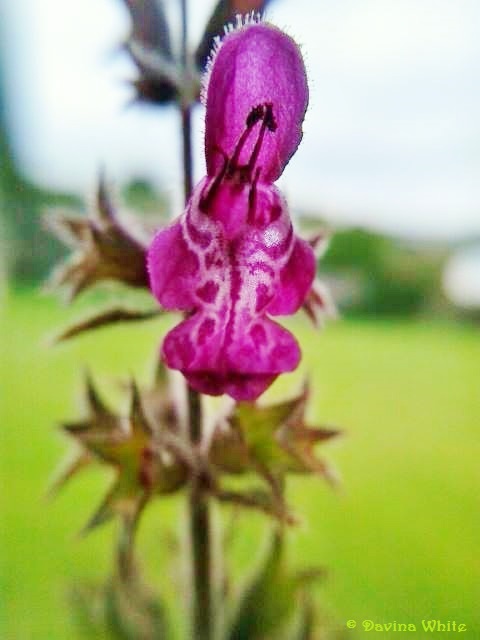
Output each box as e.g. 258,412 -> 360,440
246,105 -> 265,128
264,103 -> 277,132
202,103 -> 277,209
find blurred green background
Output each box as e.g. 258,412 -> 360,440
1,293 -> 479,637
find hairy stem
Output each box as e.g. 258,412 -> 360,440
180,2 -> 214,639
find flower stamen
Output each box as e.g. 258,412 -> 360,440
200,103 -> 276,211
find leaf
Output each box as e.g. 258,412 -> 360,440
227,532 -> 297,640
216,487 -> 295,524
121,0 -> 172,58
62,371 -> 121,439
195,0 -> 273,71
69,579 -> 171,640
234,399 -> 301,468
47,450 -> 92,497
301,230 -> 337,328
302,280 -> 337,329
82,478 -> 143,535
195,0 -> 231,71
119,0 -> 183,105
210,419 -> 250,473
52,307 -> 161,343
291,597 -> 315,640
126,40 -> 181,104
104,578 -> 172,640
307,231 -> 330,259
212,385 -> 341,487
59,373 -> 187,535
227,531 -> 327,640
44,175 -> 149,301
135,362 -> 181,439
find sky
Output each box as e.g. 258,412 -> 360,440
2,0 -> 480,240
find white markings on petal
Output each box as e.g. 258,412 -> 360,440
263,227 -> 282,248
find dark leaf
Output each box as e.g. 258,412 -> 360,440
119,0 -> 185,105
104,578 -> 171,640
44,175 -> 149,301
82,478 -> 146,535
52,307 -> 161,343
307,231 -> 330,259
47,450 -> 92,497
62,371 -> 120,439
291,596 -> 315,640
59,373 -> 187,535
195,0 -> 231,71
302,231 -> 337,328
227,532 -> 297,640
70,579 -> 171,640
121,0 -> 172,58
195,0 -> 273,71
131,73 -> 178,105
216,487 -> 295,524
125,39 -> 181,105
136,361 -> 180,438
302,280 -> 337,328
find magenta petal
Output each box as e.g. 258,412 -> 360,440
186,372 -> 277,402
147,221 -> 199,311
204,22 -> 308,183
150,181 -> 308,400
227,317 -> 300,374
162,315 -> 300,375
162,313 -> 224,372
162,313 -> 300,400
267,238 -> 316,316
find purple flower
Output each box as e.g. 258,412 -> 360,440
148,19 -> 315,401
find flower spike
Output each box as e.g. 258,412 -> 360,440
148,22 -> 315,400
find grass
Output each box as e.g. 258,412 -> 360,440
1,288 -> 479,638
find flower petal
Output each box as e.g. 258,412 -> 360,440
147,221 -> 200,311
162,313 -> 299,401
204,22 -> 308,183
267,238 -> 316,315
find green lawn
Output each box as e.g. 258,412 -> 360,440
1,289 -> 479,638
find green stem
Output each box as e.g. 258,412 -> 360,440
188,477 -> 214,640
179,2 -> 214,638
183,113 -> 214,640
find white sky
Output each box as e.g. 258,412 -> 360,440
2,0 -> 480,239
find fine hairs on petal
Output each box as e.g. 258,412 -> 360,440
200,12 -> 263,106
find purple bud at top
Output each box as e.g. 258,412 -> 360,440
204,20 -> 309,184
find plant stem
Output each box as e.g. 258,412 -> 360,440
181,106 -> 193,202
179,2 -> 214,638
183,108 -> 215,640
188,479 -> 213,640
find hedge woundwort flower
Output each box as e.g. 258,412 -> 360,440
148,17 -> 315,400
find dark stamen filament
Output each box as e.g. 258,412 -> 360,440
245,106 -> 271,176
247,167 -> 261,224
199,149 -> 228,211
228,104 -> 265,175
200,104 -> 276,212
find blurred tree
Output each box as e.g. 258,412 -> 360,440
320,227 -> 448,317
0,32 -> 79,285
